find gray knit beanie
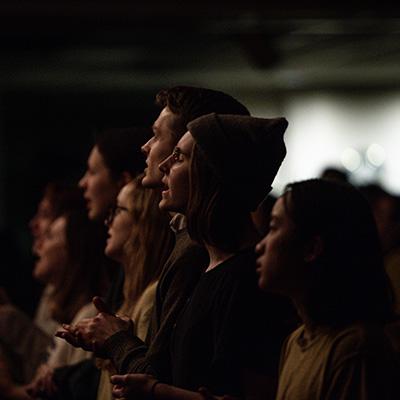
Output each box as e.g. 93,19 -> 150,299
187,113 -> 288,210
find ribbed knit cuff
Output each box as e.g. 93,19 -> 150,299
102,330 -> 144,360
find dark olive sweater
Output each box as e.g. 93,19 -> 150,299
102,228 -> 209,382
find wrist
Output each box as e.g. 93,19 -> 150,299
149,379 -> 161,400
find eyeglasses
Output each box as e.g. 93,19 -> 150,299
105,204 -> 129,226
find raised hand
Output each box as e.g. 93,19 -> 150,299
55,296 -> 133,357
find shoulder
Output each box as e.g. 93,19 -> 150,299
331,323 -> 388,353
135,281 -> 158,312
175,230 -> 208,261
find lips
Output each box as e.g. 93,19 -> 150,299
84,196 -> 92,209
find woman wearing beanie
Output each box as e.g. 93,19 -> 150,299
111,113 -> 296,400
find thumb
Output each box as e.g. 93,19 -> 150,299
92,296 -> 113,315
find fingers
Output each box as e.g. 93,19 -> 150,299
112,384 -> 127,398
111,375 -> 131,399
110,374 -> 130,386
93,296 -> 114,315
55,326 -> 93,351
55,329 -> 80,347
43,371 -> 57,396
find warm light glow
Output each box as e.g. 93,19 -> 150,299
341,148 -> 361,172
366,143 -> 386,167
254,92 -> 400,195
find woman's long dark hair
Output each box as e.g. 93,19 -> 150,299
284,179 -> 394,326
186,143 -> 253,253
50,209 -> 109,324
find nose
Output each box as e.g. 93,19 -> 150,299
255,237 -> 267,256
141,138 -> 152,156
159,154 -> 173,174
78,173 -> 87,189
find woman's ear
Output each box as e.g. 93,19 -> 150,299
304,235 -> 324,263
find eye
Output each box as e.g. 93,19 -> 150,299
268,223 -> 277,233
172,148 -> 183,163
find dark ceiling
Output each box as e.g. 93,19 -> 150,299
1,1 -> 400,92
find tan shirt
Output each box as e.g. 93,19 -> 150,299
96,281 -> 158,400
276,323 -> 400,400
47,302 -> 96,368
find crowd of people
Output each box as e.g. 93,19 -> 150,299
0,85 -> 399,400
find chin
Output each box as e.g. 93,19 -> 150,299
33,267 -> 48,284
257,275 -> 267,291
158,199 -> 170,211
142,175 -> 160,189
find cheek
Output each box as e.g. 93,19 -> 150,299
150,142 -> 170,165
259,238 -> 287,279
110,219 -> 132,246
170,170 -> 189,198
36,243 -> 67,280
92,176 -> 118,205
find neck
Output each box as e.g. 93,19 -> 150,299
293,295 -> 319,339
205,219 -> 260,272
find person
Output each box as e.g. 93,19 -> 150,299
110,112 -> 296,399
7,193 -> 110,399
79,127 -> 149,222
0,183 -> 84,399
87,176 -> 173,400
255,179 -> 399,399
56,86 -> 253,389
320,166 -> 349,184
40,127 -> 149,400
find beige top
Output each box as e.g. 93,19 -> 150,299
33,284 -> 59,337
46,302 -> 96,368
0,285 -> 59,382
276,323 -> 399,400
96,281 -> 158,400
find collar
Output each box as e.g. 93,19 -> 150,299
169,213 -> 187,234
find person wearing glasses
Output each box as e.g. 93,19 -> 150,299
111,113 -> 295,400
61,176 -> 174,400
30,127 -> 149,399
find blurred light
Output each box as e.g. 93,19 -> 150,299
366,143 -> 386,167
341,148 -> 361,172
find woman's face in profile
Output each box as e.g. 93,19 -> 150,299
79,146 -> 120,221
29,196 -> 55,255
105,183 -> 135,263
256,196 -> 306,296
158,131 -> 194,213
34,216 -> 68,283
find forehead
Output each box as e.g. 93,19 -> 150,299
177,131 -> 195,153
272,195 -> 297,232
273,196 -> 285,212
88,146 -> 105,166
153,107 -> 182,138
271,196 -> 288,221
117,182 -> 135,204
